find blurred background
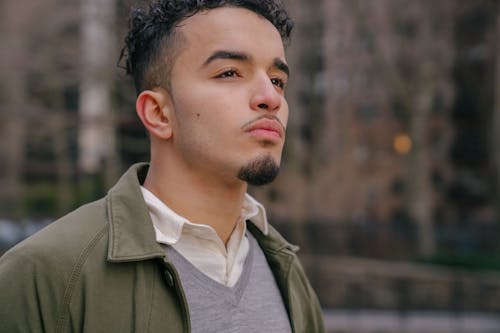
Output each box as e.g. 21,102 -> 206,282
1,0 -> 500,332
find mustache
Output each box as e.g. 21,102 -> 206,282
240,115 -> 286,132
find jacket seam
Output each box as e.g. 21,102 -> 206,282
55,224 -> 108,333
284,258 -> 296,333
146,263 -> 156,333
107,194 -> 116,259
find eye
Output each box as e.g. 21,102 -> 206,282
271,77 -> 286,90
216,69 -> 239,79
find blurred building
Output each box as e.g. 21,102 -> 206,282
265,0 -> 500,313
256,0 -> 500,257
256,0 -> 457,258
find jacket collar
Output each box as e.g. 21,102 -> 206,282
106,163 -> 166,262
247,221 -> 299,253
105,163 -> 298,262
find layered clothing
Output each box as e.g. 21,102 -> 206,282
0,164 -> 325,333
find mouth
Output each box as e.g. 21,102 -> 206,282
243,117 -> 285,140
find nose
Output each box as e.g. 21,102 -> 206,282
249,75 -> 282,113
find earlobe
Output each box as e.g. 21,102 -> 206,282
136,89 -> 174,140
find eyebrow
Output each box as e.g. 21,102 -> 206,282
203,50 -> 250,66
202,50 -> 290,77
274,58 -> 290,77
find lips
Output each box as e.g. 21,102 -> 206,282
244,118 -> 285,139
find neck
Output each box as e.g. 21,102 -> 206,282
144,157 -> 248,245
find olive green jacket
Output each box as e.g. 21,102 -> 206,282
0,163 -> 325,333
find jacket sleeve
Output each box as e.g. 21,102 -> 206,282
0,243 -> 61,333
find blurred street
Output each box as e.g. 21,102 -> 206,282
324,310 -> 500,333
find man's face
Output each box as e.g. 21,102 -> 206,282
165,7 -> 289,186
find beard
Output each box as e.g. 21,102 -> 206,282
237,155 -> 280,186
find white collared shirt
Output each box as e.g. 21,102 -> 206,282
140,187 -> 269,287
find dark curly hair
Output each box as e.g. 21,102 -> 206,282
119,0 -> 293,94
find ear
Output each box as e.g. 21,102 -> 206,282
135,88 -> 174,140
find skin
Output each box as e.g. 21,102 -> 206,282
135,7 -> 289,244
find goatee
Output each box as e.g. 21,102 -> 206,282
237,155 -> 280,186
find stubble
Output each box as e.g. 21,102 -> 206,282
237,155 -> 280,186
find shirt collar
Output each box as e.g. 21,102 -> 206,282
140,187 -> 269,246
242,193 -> 269,236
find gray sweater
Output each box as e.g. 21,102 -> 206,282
165,233 -> 292,333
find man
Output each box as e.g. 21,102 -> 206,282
0,0 -> 325,332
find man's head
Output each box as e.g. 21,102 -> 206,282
123,1 -> 293,187
121,0 -> 293,94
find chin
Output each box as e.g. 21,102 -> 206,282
237,154 -> 281,186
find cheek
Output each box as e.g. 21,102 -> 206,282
171,79 -> 249,139
173,100 -> 232,148
281,101 -> 289,127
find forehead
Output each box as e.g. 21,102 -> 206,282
174,7 -> 286,63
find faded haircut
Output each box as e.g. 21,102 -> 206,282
119,0 -> 293,94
